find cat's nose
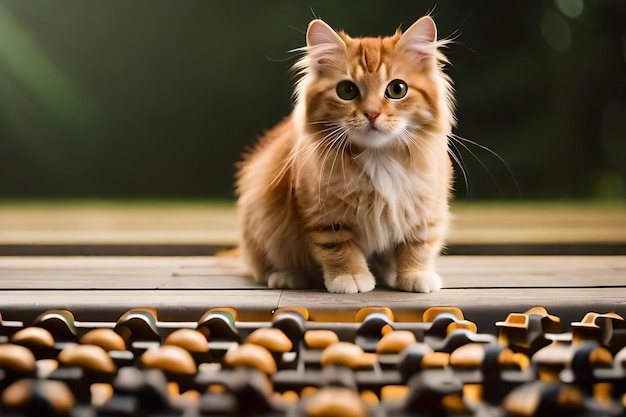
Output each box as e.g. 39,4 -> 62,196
364,111 -> 380,124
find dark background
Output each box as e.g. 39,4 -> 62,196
0,0 -> 624,201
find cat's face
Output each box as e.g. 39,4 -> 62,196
296,17 -> 445,150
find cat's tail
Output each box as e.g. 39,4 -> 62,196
215,247 -> 240,258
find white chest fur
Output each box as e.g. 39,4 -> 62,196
350,149 -> 434,253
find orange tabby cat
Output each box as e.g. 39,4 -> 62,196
236,16 -> 455,293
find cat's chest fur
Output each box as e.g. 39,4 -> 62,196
325,150 -> 435,254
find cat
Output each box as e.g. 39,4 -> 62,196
235,16 -> 455,294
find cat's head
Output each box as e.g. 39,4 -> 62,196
293,17 -> 454,150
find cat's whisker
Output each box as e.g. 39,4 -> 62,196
449,135 -> 508,198
268,157 -> 293,189
451,138 -> 497,194
315,128 -> 345,202
450,133 -> 522,198
402,126 -> 465,187
321,130 -> 349,199
324,140 -> 340,196
447,140 -> 470,197
397,128 -> 416,166
333,132 -> 351,194
316,126 -> 345,137
349,140 -> 367,160
268,144 -> 308,189
451,134 -> 517,175
308,120 -> 336,126
397,126 -> 439,168
268,128 -> 336,190
339,135 -> 350,189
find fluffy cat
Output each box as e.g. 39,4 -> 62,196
236,16 -> 455,293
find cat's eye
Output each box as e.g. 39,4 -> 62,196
385,79 -> 408,100
336,80 -> 359,100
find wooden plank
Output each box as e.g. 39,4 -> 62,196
436,256 -> 626,288
0,290 -> 282,323
0,203 -> 239,245
277,287 -> 626,318
1,202 -> 624,246
0,254 -> 623,334
0,256 -> 262,289
277,287 -> 626,333
451,203 -> 626,244
0,256 -> 236,269
1,256 -> 625,289
0,287 -> 622,334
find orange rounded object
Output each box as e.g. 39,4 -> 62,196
443,393 -> 472,414
423,307 -> 464,322
0,344 -> 36,373
306,387 -> 369,417
140,345 -> 197,375
381,385 -> 408,400
449,343 -> 485,367
447,321 -> 478,334
223,343 -> 277,374
164,329 -> 208,353
377,331 -> 416,353
58,345 -> 117,374
246,328 -> 292,352
2,379 -> 75,414
273,307 -> 310,320
304,330 -> 339,349
11,327 -> 55,348
421,352 -> 450,368
355,307 -> 394,322
360,390 -> 379,406
280,390 -> 299,404
321,342 -> 375,369
80,329 -> 126,352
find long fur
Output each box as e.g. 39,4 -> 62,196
236,16 -> 455,293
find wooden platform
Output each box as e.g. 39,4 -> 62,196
0,202 -> 625,333
1,201 -> 625,254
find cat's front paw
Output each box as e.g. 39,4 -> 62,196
267,271 -> 309,289
324,273 -> 376,294
395,270 -> 442,293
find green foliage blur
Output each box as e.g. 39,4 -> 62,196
0,0 -> 624,201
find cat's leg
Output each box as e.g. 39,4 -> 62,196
240,237 -> 270,284
263,229 -> 322,289
267,271 -> 310,289
308,225 -> 375,294
394,235 -> 443,293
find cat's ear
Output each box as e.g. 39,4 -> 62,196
305,20 -> 346,71
306,19 -> 345,49
397,16 -> 438,63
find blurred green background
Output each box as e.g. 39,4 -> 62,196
0,0 -> 624,201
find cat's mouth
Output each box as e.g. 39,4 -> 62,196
348,125 -> 394,149
356,119 -> 383,134
367,123 -> 381,133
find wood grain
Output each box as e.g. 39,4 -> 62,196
0,203 -> 624,333
0,255 -> 623,333
1,202 -> 624,246
1,256 -> 624,289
